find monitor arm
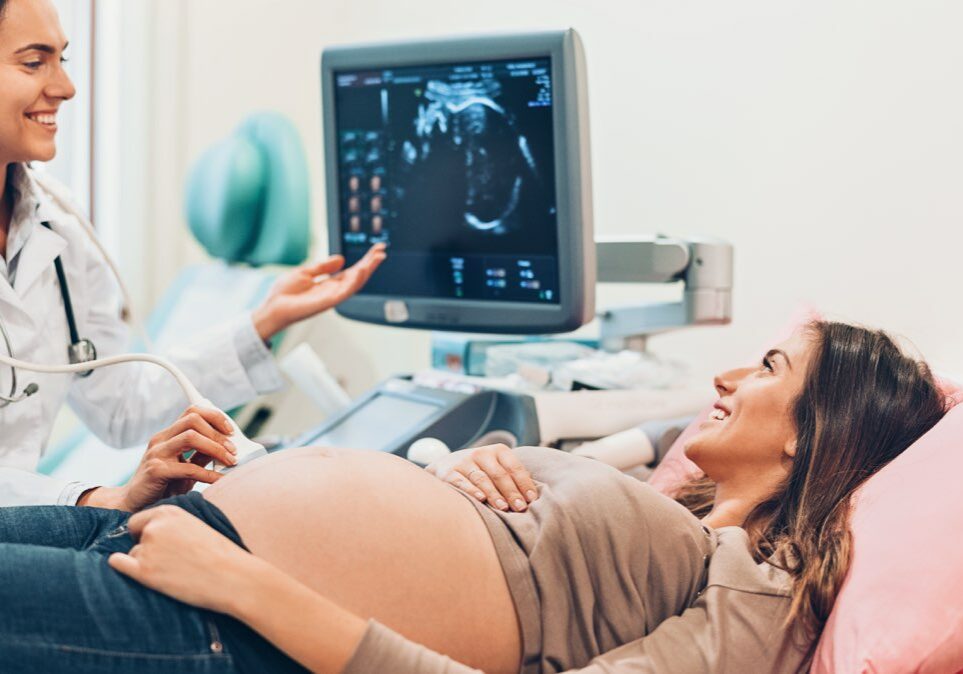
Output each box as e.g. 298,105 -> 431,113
595,235 -> 733,351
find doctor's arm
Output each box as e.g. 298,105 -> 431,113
0,406 -> 235,507
0,403 -> 231,507
76,405 -> 238,511
67,242 -> 385,449
0,466 -> 98,507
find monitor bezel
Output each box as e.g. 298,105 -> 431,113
321,29 -> 595,334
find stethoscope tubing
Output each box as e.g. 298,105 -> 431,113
0,349 -> 204,407
0,170 -> 150,406
0,309 -> 22,406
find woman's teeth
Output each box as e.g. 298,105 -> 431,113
710,408 -> 729,421
26,113 -> 56,126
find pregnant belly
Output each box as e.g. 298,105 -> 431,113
204,446 -> 521,673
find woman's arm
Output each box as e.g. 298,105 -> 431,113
109,506 -> 487,673
108,505 -> 369,673
228,557 -> 370,673
68,239 -> 384,449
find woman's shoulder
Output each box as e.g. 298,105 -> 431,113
708,527 -> 793,597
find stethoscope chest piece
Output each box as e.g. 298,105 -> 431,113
68,338 -> 96,378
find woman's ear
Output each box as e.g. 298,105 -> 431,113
783,438 -> 797,459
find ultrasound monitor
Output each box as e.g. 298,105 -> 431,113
321,29 -> 594,334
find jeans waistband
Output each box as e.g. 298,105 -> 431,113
148,492 -> 249,552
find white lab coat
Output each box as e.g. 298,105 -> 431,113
0,165 -> 285,506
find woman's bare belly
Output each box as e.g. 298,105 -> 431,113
204,446 -> 521,673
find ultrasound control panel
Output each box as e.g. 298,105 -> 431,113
290,377 -> 540,461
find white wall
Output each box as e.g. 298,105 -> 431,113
127,0 -> 963,390
46,0 -> 91,211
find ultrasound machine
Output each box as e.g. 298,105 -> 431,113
291,29 -> 733,463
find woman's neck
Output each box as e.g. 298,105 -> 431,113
702,471 -> 783,529
702,491 -> 757,529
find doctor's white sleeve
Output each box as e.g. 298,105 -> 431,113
65,245 -> 285,448
0,467 -> 96,506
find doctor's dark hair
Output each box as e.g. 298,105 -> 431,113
673,320 -> 947,642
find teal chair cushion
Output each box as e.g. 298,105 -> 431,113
185,112 -> 311,266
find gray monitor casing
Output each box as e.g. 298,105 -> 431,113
321,29 -> 595,334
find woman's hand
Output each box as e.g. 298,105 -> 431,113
426,444 -> 538,512
108,505 -> 262,615
252,243 -> 387,341
78,407 -> 238,512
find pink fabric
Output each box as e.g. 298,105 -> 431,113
938,375 -> 963,409
646,308 -> 963,673
811,403 -> 963,673
646,408 -> 705,494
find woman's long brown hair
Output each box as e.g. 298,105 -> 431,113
674,321 -> 947,640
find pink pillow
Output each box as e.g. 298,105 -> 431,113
810,400 -> 963,673
647,318 -> 963,672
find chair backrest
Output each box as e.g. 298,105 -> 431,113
185,111 -> 311,266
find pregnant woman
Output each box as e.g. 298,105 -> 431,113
0,320 -> 948,673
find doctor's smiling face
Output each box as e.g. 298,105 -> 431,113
683,329 -> 816,486
0,0 -> 74,166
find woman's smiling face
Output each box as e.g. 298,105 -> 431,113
0,0 -> 74,166
684,330 -> 817,483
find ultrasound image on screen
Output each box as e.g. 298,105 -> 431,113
334,57 -> 560,304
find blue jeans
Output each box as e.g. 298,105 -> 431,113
0,505 -> 238,674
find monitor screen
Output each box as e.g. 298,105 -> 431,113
322,30 -> 594,334
310,393 -> 441,451
334,58 -> 560,305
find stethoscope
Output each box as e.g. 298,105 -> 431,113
0,221 -> 98,407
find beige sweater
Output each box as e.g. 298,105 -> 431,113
343,447 -> 810,673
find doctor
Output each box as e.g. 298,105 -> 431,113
0,0 -> 386,509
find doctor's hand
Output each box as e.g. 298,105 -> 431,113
108,504 -> 261,615
426,444 -> 539,513
77,407 -> 238,512
251,243 -> 387,341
